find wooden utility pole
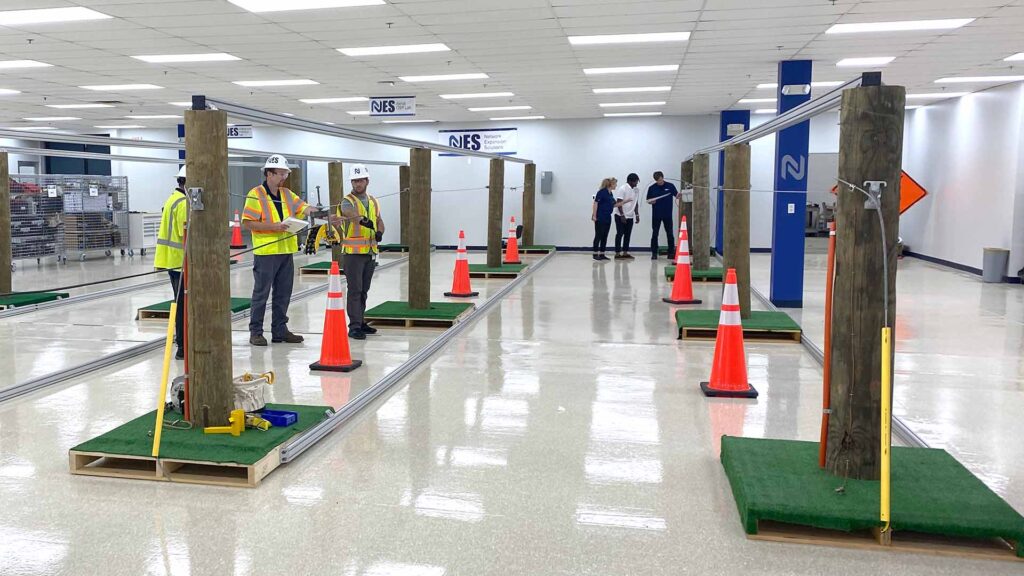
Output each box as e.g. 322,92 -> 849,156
723,143 -> 751,318
184,104 -> 233,425
409,148 -> 431,309
680,160 -> 694,250
692,154 -> 711,271
826,80 -> 904,480
0,153 -> 11,295
399,165 -> 411,246
487,158 -> 505,268
522,163 -> 537,247
327,161 -> 344,265
284,166 -> 303,198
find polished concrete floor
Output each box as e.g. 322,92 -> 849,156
0,251 -> 1021,575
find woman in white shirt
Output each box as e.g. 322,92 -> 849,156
613,173 -> 641,259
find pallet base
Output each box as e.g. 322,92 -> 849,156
378,244 -> 409,253
519,245 -> 555,254
70,448 -> 281,488
0,291 -> 70,310
665,266 -> 724,283
468,263 -> 527,279
365,301 -> 475,329
137,297 -> 251,320
676,310 -> 801,343
299,262 -> 341,276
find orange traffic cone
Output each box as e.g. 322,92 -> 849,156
309,261 -> 362,372
663,216 -> 701,305
445,230 -> 479,298
700,268 -> 757,398
504,216 -> 521,265
230,210 -> 246,249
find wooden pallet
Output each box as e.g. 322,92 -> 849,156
469,270 -> 522,279
680,325 -> 802,343
752,520 -> 1022,563
367,306 -> 474,329
665,272 -> 723,283
299,267 -> 333,277
136,308 -> 172,320
69,447 -> 281,488
519,248 -> 554,254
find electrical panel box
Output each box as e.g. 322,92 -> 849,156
541,170 -> 553,195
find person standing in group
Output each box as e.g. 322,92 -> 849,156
592,177 -> 620,261
614,173 -> 641,260
337,164 -> 384,341
153,166 -> 189,360
241,154 -> 309,346
647,170 -> 678,260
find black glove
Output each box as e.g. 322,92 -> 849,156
375,231 -> 384,242
359,217 -> 375,231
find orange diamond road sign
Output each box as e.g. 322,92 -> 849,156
830,171 -> 928,214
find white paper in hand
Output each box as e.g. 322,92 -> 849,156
281,217 -> 308,234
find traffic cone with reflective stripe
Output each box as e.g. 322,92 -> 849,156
504,216 -> 521,265
663,216 -> 701,305
700,268 -> 757,398
445,230 -> 479,298
310,261 -> 362,372
230,210 -> 246,249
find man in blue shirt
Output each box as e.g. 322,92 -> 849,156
646,171 -> 678,260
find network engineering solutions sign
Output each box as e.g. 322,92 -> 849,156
439,128 -> 518,157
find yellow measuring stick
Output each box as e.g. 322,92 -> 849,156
880,326 -> 892,531
151,302 -> 177,458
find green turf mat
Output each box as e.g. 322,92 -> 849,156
520,245 -> 556,251
301,261 -> 338,270
676,309 -> 801,332
665,266 -> 723,280
365,300 -> 473,320
468,263 -> 528,273
721,437 -> 1024,555
71,404 -> 331,465
378,244 -> 408,252
0,292 -> 69,308
142,297 -> 251,313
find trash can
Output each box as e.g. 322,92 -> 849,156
982,248 -> 1010,283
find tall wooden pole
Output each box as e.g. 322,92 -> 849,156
680,160 -> 694,250
522,163 -> 537,247
409,148 -> 431,309
328,161 -> 344,265
723,143 -> 751,318
487,159 -> 505,268
284,166 -> 303,198
184,104 -> 233,425
0,153 -> 11,295
399,165 -> 411,246
692,153 -> 711,271
826,81 -> 904,480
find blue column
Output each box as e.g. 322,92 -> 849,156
716,110 -> 750,254
769,60 -> 811,308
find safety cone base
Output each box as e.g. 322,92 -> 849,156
231,244 -> 248,249
444,291 -> 479,298
503,260 -> 522,265
700,381 -> 758,399
662,297 -> 702,305
310,358 -> 363,373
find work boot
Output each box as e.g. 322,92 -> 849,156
272,332 -> 304,344
614,253 -> 628,260
348,327 -> 366,340
360,323 -> 378,335
250,334 -> 268,347
175,347 -> 184,360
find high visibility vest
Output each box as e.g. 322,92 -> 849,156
154,188 -> 188,270
241,184 -> 308,256
339,193 -> 380,255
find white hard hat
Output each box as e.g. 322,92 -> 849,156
263,154 -> 291,172
177,165 -> 186,179
349,164 -> 369,180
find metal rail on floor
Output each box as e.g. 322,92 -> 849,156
280,250 -> 555,463
0,257 -> 409,404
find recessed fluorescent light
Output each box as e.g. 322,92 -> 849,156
81,84 -> 164,91
338,43 -> 450,56
233,79 -> 318,87
282,113 -> 295,116
0,88 -> 21,95
583,65 -> 678,75
754,109 -> 777,114
906,105 -> 922,109
399,73 -> 489,82
906,92 -> 969,99
347,110 -> 370,115
125,115 -> 179,119
132,53 -> 241,63
324,121 -> 336,125
490,115 -> 545,121
382,119 -> 438,124
757,83 -> 779,89
1005,53 -> 1024,62
95,125 -> 145,129
593,86 -> 671,94
599,101 -> 666,108
826,19 -> 973,34
935,75 -> 1024,84
3,126 -> 59,131
836,57 -> 895,67
569,32 -> 690,46
440,92 -> 513,100
47,103 -> 113,109
738,98 -> 776,104
0,60 -> 52,69
0,7 -> 111,26
299,96 -> 368,104
468,105 -> 531,112
168,101 -> 192,106
604,112 -> 662,117
23,116 -> 79,121
227,0 -> 384,12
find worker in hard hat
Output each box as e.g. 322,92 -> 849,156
337,164 -> 384,340
241,154 -> 309,346
154,165 -> 189,359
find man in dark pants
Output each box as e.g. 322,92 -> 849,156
647,171 -> 678,260
154,166 -> 188,359
338,164 -> 384,340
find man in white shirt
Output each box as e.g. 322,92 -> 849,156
613,173 -> 641,259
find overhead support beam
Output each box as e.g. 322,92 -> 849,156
723,143 -> 752,319
691,154 -> 711,271
487,159 -> 505,268
522,163 -> 537,247
409,148 -> 432,310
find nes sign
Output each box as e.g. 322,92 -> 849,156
227,124 -> 253,139
370,96 -> 415,117
439,128 -> 518,156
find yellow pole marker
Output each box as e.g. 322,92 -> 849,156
151,302 -> 178,457
880,326 -> 892,532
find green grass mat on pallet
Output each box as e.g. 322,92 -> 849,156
71,404 -> 332,465
676,309 -> 801,332
0,292 -> 69,308
365,300 -> 473,320
665,266 -> 724,280
520,245 -> 556,251
142,297 -> 251,313
467,263 -> 528,273
378,244 -> 408,251
301,261 -> 339,270
721,436 -> 1024,556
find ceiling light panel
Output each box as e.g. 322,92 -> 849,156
299,97 -> 368,103
0,89 -> 21,95
935,76 -> 1024,84
399,73 -> 489,82
569,32 -> 690,46
46,103 -> 113,109
490,116 -> 545,121
906,92 -> 969,99
95,125 -> 145,129
24,116 -> 80,121
0,7 -> 111,26
468,106 -> 531,112
382,119 -> 438,124
81,84 -> 164,91
598,102 -> 666,108
125,115 -> 180,119
583,65 -> 679,75
593,87 -> 671,94
440,92 -> 514,100
738,98 -> 776,104
604,112 -> 662,117
338,44 -> 450,56
132,53 -> 241,63
826,19 -> 973,34
0,60 -> 52,69
227,0 -> 384,13
233,79 -> 318,87
836,57 -> 895,67
1005,53 -> 1024,62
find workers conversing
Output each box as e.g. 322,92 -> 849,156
153,165 -> 189,360
336,164 -> 384,341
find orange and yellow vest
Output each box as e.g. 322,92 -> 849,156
339,193 -> 380,255
241,184 -> 308,256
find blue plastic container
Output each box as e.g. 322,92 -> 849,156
257,409 -> 298,427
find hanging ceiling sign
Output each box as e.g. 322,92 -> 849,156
370,96 -> 416,117
227,124 -> 253,139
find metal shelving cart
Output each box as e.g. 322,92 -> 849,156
9,175 -> 67,270
61,175 -> 130,261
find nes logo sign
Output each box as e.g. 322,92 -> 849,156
227,124 -> 253,139
439,128 -> 518,157
369,96 -> 415,117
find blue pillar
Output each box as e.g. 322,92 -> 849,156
716,110 -> 750,255
769,60 -> 812,308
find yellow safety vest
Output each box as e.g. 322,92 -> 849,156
339,193 -> 380,255
242,184 -> 308,256
154,188 -> 188,270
